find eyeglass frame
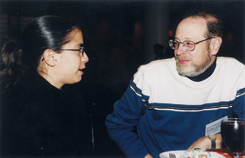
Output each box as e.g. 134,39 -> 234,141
168,37 -> 214,51
59,47 -> 85,56
59,44 -> 85,56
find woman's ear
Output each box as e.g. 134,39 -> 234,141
42,49 -> 58,67
210,37 -> 222,56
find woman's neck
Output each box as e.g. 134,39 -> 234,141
38,70 -> 63,89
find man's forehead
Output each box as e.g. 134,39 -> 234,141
175,17 -> 207,39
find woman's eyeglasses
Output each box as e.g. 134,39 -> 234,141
60,47 -> 85,56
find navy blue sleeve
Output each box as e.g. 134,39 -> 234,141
233,87 -> 245,118
105,82 -> 149,157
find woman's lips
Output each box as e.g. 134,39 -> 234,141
79,69 -> 84,74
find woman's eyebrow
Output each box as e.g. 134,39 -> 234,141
74,43 -> 84,48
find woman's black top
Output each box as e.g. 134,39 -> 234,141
0,70 -> 92,157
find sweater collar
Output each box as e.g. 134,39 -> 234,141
187,59 -> 216,82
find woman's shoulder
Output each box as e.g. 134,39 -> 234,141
1,71 -> 48,110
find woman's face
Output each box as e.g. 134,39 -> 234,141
55,28 -> 89,86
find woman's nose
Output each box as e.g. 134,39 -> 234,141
81,52 -> 89,63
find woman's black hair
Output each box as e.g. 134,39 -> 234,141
22,15 -> 79,69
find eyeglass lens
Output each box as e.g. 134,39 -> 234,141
171,40 -> 195,51
169,37 -> 213,51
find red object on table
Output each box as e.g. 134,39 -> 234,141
207,148 -> 245,158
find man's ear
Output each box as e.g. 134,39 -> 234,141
210,37 -> 222,56
42,49 -> 58,67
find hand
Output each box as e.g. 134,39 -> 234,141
187,134 -> 222,151
144,153 -> 153,158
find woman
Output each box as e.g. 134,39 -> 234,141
1,15 -> 91,157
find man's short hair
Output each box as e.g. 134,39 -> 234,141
182,11 -> 223,38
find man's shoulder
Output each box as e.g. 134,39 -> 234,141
132,57 -> 176,85
217,57 -> 245,67
217,57 -> 245,72
139,57 -> 175,71
216,57 -> 245,78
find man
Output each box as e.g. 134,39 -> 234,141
105,12 -> 245,158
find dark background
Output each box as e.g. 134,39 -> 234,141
0,0 -> 244,157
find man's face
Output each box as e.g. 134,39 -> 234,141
174,17 -> 213,77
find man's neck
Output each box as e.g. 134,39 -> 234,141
188,59 -> 217,82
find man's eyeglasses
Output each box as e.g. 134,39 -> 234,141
168,37 -> 214,51
60,47 -> 85,56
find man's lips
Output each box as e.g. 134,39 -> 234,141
178,59 -> 190,64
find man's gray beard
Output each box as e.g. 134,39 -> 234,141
176,56 -> 211,77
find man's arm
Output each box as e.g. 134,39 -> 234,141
187,134 -> 222,151
233,87 -> 245,118
105,83 -> 149,157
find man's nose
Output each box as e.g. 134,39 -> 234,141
175,43 -> 187,56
